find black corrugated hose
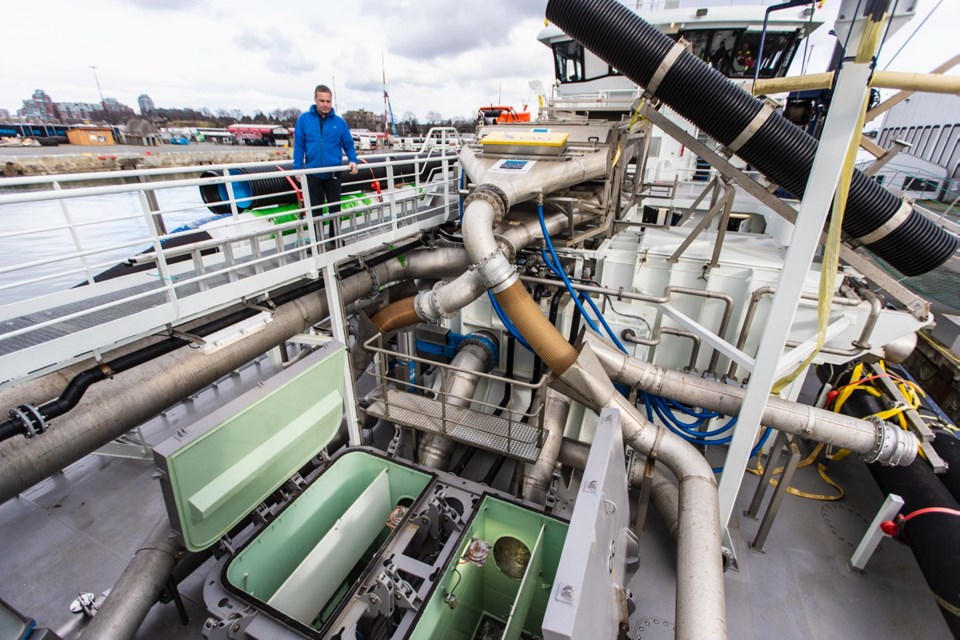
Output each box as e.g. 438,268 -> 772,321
817,368 -> 960,635
199,152 -> 444,215
545,0 -> 957,277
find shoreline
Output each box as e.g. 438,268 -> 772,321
1,142 -> 293,178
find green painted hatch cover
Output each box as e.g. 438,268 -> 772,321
154,342 -> 346,551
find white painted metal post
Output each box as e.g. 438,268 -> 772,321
321,262 -> 362,445
716,63 -> 874,533
850,493 -> 904,572
53,181 -> 95,286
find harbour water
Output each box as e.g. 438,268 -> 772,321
0,185 -> 212,306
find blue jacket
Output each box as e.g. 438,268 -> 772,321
292,105 -> 358,178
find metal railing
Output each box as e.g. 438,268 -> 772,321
361,333 -> 548,459
0,154 -> 459,386
547,88 -> 644,112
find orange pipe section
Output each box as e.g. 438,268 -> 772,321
371,297 -> 419,333
495,281 -> 578,375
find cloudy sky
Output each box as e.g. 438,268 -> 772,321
2,0 -> 956,121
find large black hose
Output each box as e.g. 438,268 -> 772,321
199,152 -> 445,215
545,0 -> 958,276
817,368 -> 960,634
931,428 -> 960,504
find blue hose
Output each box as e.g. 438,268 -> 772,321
487,291 -> 533,352
537,203 -> 630,352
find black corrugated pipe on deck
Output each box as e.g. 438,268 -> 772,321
545,0 -> 958,276
817,369 -> 960,634
931,428 -> 960,504
199,153 -> 445,214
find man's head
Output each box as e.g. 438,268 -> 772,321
314,85 -> 333,115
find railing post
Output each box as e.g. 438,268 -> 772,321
299,169 -> 321,276
442,154 -> 452,220
386,160 -> 398,232
53,181 -> 95,286
138,190 -> 179,318
138,174 -> 166,235
439,367 -> 447,435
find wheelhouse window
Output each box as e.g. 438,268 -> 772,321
677,29 -> 800,79
732,30 -> 800,78
553,40 -> 621,83
553,41 -> 584,83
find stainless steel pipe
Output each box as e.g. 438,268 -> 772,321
523,387 -> 572,504
78,517 -> 180,640
0,248 -> 469,503
583,331 -> 917,466
419,333 -> 499,470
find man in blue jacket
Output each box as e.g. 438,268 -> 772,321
293,84 -> 358,235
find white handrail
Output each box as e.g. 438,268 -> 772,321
0,154 -> 459,386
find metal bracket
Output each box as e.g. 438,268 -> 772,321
386,425 -> 404,458
167,327 -> 206,346
637,100 -> 932,319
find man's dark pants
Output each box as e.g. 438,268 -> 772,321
305,174 -> 342,240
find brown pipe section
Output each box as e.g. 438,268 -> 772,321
371,297 -> 419,333
495,281 -> 578,375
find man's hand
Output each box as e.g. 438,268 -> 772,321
348,161 -> 358,175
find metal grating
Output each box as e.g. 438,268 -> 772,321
365,389 -> 544,463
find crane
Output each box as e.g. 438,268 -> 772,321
383,51 -> 399,138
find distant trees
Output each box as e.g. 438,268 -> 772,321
148,106 -> 301,128
400,111 -> 420,135
90,104 -> 136,125
270,107 -> 302,126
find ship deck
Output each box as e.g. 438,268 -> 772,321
0,367 -> 949,639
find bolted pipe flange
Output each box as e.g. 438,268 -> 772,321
861,415 -> 917,466
494,233 -> 518,262
464,186 -> 508,225
472,247 -> 517,291
458,330 -> 500,368
8,404 -> 47,438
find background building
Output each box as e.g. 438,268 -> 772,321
344,108 -> 381,132
138,94 -> 156,115
57,102 -> 99,122
18,90 -> 57,122
877,93 -> 960,189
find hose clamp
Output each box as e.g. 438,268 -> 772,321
645,41 -> 686,97
855,199 -> 912,246
726,102 -> 776,154
9,404 -> 47,439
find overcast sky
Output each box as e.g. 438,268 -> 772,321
2,0 -> 956,122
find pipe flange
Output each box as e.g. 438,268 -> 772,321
465,185 -> 508,224
8,404 -> 47,439
860,416 -> 917,466
472,247 -> 517,290
459,331 -> 500,367
430,281 -> 457,319
494,234 -> 518,261
364,268 -> 382,301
